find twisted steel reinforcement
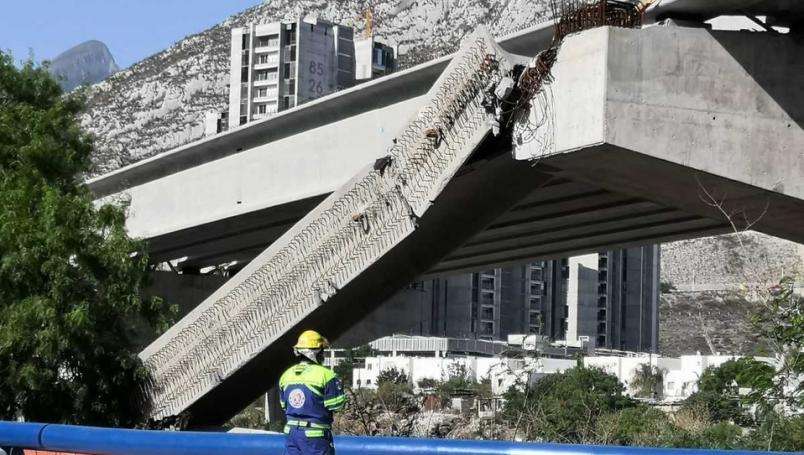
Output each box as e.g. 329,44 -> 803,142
140,29 -> 518,421
511,0 -> 646,160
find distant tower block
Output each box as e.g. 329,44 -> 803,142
354,37 -> 395,82
228,18 -> 356,127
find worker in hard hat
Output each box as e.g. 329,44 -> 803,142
279,330 -> 347,455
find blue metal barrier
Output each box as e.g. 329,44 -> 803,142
0,421 -> 792,455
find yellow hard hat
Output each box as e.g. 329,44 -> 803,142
294,330 -> 329,349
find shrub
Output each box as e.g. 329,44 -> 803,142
377,367 -> 409,386
595,405 -> 671,446
503,365 -> 634,443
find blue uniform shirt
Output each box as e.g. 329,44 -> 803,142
279,361 -> 347,425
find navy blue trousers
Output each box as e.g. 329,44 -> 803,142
284,427 -> 334,455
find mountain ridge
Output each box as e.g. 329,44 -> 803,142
49,40 -> 119,92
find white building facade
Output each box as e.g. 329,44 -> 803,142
352,345 -> 774,403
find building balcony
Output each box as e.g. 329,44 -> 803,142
253,62 -> 279,70
251,111 -> 277,121
254,43 -> 280,53
253,95 -> 278,103
253,78 -> 278,87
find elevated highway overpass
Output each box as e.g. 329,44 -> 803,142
87,12 -> 803,426
90,22 -> 804,275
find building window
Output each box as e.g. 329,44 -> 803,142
530,283 -> 543,295
285,45 -> 296,61
239,115 -> 247,125
256,87 -> 268,98
255,69 -> 277,81
284,26 -> 296,44
481,307 -> 494,320
256,104 -> 267,114
375,48 -> 384,65
241,33 -> 250,50
529,297 -> 540,310
480,321 -> 494,335
480,293 -> 494,306
257,53 -> 276,65
241,67 -> 249,83
480,277 -> 494,290
256,35 -> 279,48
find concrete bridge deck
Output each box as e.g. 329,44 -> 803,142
91,24 -> 803,276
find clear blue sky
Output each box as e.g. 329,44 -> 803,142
1,0 -> 262,68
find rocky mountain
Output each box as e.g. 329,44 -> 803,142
79,0 -> 551,175
48,40 -> 119,92
662,231 -> 804,293
659,231 -> 803,356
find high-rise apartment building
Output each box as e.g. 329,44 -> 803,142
597,245 -> 661,352
337,247 -> 661,353
354,38 -> 395,80
229,18 -> 356,126
228,18 -> 395,128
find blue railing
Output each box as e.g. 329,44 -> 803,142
0,421 -> 791,455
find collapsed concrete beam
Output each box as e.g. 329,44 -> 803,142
139,29 -> 531,425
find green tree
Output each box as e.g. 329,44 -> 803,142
751,278 -> 803,410
377,366 -> 409,386
0,53 -> 173,426
741,413 -> 804,452
683,358 -> 774,425
595,405 -> 673,446
503,365 -> 634,443
630,364 -> 664,399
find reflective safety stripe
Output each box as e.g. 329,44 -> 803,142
305,429 -> 325,438
279,363 -> 337,392
324,394 -> 347,410
283,425 -> 290,434
286,419 -> 331,429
